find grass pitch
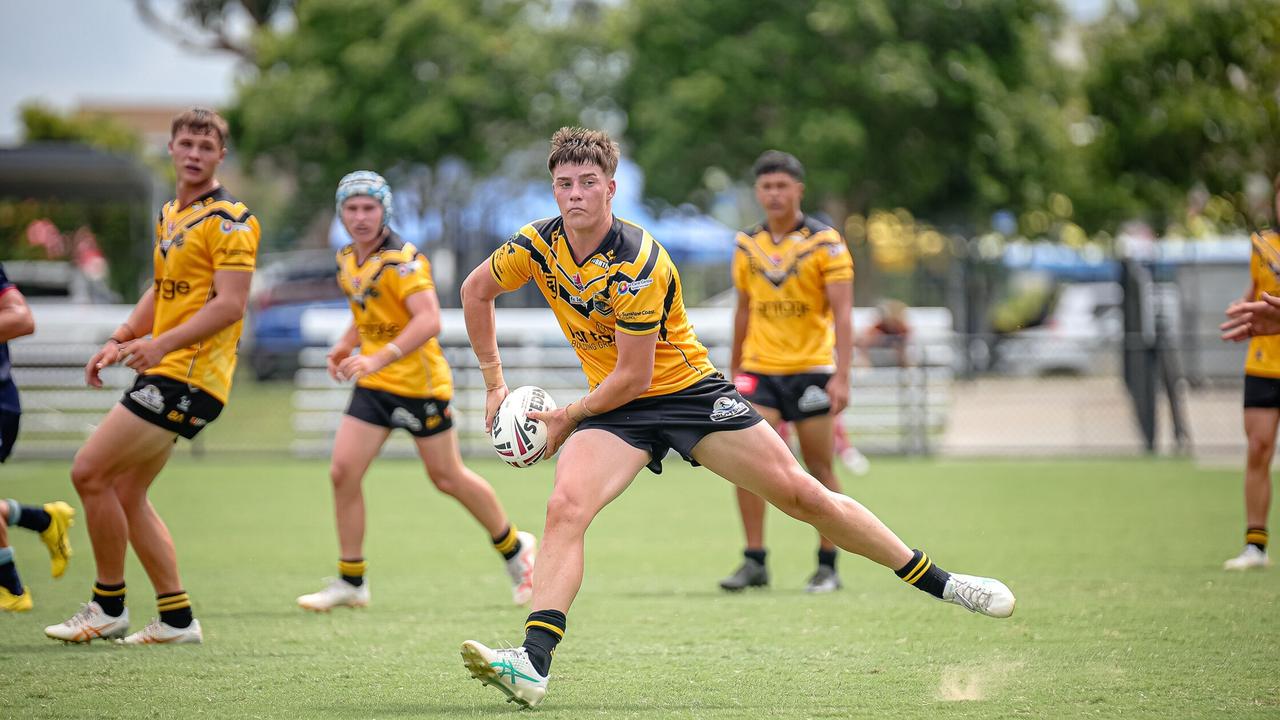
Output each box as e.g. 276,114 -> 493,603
0,457 -> 1277,719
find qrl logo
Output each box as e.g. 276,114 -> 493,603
155,278 -> 192,300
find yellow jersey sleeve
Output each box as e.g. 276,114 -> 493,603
209,214 -> 260,272
489,229 -> 536,292
613,266 -> 668,336
731,234 -> 751,292
819,233 -> 854,284
394,249 -> 435,298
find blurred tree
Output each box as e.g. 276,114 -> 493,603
1083,0 -> 1280,231
134,0 -> 294,60
20,104 -> 144,157
612,0 -> 1076,231
228,0 -> 588,244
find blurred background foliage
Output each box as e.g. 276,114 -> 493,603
7,0 -> 1279,301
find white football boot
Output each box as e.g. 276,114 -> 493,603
1223,545 -> 1271,570
461,640 -> 549,708
297,578 -> 370,612
45,602 -> 130,643
119,618 -> 203,645
506,532 -> 537,605
942,573 -> 1016,618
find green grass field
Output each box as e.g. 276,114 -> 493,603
1,457 -> 1277,719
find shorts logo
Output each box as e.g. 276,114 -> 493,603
390,407 -> 423,432
423,402 -> 439,416
709,396 -> 750,422
189,417 -> 207,427
177,396 -> 192,413
130,384 -> 165,414
167,410 -> 185,423
733,374 -> 759,395
797,385 -> 831,413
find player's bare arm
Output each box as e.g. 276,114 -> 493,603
0,287 -> 34,343
461,261 -> 512,430
86,287 -> 157,387
729,287 -> 750,378
531,329 -> 657,456
120,269 -> 252,374
337,288 -> 442,381
327,323 -> 361,381
825,279 -> 854,414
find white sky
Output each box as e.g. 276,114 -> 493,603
0,0 -> 1107,145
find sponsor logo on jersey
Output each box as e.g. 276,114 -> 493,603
570,272 -> 584,290
130,384 -> 165,414
589,257 -> 610,269
615,277 -> 654,296
219,220 -> 253,234
154,277 -> 192,300
390,406 -> 423,432
797,385 -> 831,413
709,396 -> 750,422
396,260 -> 421,277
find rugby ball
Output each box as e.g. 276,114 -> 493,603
491,386 -> 557,467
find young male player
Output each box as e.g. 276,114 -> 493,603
0,263 -> 75,611
457,127 -> 1016,708
1220,174 -> 1280,570
295,171 -> 535,611
45,108 -> 259,644
720,150 -> 855,594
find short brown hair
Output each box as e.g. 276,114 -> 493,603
171,107 -> 229,148
548,127 -> 620,177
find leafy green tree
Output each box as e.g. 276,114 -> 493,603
134,0 -> 294,60
613,0 -> 1074,230
1083,0 -> 1280,231
229,0 -> 587,242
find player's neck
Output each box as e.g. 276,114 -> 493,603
353,228 -> 389,264
176,178 -> 220,209
563,214 -> 614,263
765,210 -> 802,240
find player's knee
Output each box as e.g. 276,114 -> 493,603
328,461 -> 361,491
545,491 -> 589,532
775,476 -> 832,523
70,452 -> 108,494
426,466 -> 465,497
1247,436 -> 1275,464
113,482 -> 147,510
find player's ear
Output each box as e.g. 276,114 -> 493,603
607,178 -> 616,199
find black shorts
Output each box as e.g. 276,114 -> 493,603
733,371 -> 833,422
577,375 -> 763,474
120,375 -> 224,439
1244,374 -> 1280,408
0,409 -> 18,463
345,386 -> 453,438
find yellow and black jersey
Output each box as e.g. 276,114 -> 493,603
1247,228 -> 1280,378
338,233 -> 453,399
149,186 -> 259,403
732,215 -> 853,374
488,216 -> 715,397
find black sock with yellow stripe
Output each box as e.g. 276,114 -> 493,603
1246,527 -> 1268,552
492,525 -> 522,561
158,591 -> 193,629
895,549 -> 950,599
339,558 -> 367,587
522,609 -> 566,677
93,581 -> 126,617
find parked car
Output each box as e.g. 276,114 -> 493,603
247,250 -> 346,380
990,282 -> 1124,376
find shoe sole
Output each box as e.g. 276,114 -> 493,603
46,627 -> 129,644
297,600 -> 369,613
719,582 -> 769,592
460,642 -> 532,708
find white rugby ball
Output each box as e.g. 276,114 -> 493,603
491,385 -> 557,468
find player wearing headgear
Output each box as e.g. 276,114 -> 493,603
295,171 -> 537,612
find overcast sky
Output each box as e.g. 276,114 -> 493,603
0,0 -> 1108,144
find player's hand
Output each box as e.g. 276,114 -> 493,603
119,337 -> 169,374
483,385 -> 509,433
337,353 -> 387,382
327,344 -> 355,381
1222,293 -> 1280,341
85,341 -> 123,388
528,407 -> 574,456
826,374 -> 850,415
